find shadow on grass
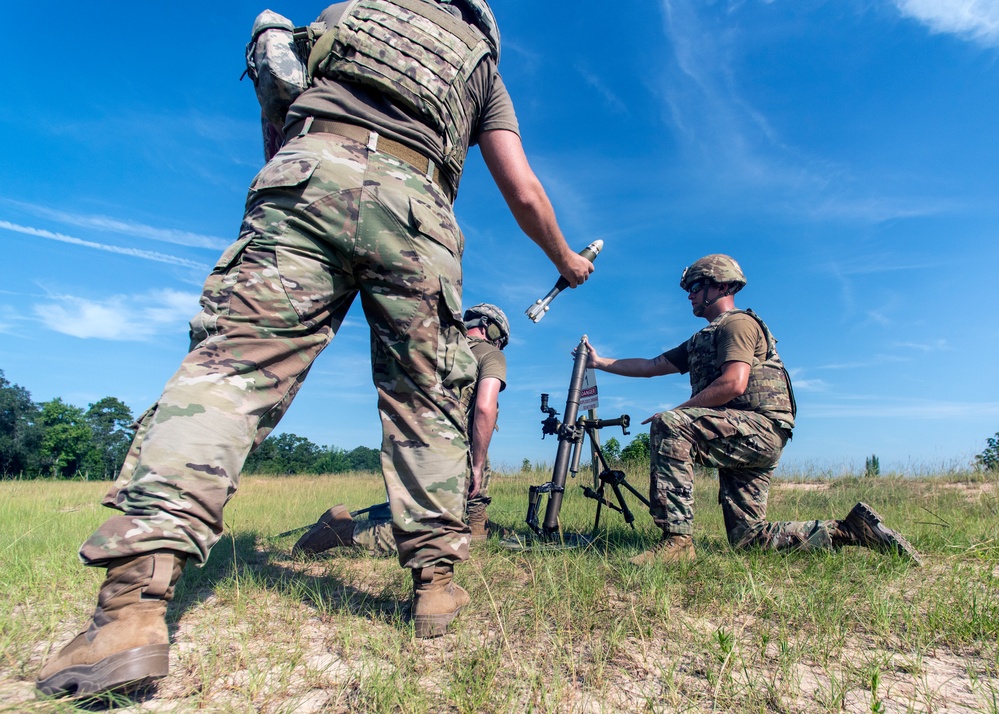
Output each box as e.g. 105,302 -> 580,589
168,531 -> 406,631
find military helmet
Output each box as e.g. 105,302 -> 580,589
463,303 -> 510,348
444,0 -> 501,61
680,254 -> 747,294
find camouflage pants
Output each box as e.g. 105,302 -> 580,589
649,408 -> 837,551
80,132 -> 477,571
353,459 -> 491,557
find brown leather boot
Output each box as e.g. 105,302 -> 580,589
411,564 -> 470,638
293,505 -> 356,555
466,501 -> 488,541
629,533 -> 697,566
835,502 -> 922,565
36,551 -> 186,698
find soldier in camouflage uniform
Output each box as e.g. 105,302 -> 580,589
581,255 -> 921,567
292,303 -> 510,556
37,0 -> 594,699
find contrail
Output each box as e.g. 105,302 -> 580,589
0,220 -> 208,270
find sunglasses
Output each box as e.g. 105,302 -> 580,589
686,279 -> 711,294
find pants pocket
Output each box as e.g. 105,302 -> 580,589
189,235 -> 255,347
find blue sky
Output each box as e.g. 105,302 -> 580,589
3,0 -> 998,475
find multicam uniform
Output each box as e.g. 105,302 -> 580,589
651,309 -> 839,551
80,0 -> 517,572
354,336 -> 506,555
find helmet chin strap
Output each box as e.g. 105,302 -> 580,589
695,283 -> 731,312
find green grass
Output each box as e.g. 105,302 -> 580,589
2,467 -> 998,712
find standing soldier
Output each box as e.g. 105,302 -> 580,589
581,255 -> 920,566
36,0 -> 593,698
293,303 -> 510,558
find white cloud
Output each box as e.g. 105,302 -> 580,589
0,220 -> 208,270
34,290 -> 199,341
893,339 -> 951,352
5,202 -> 229,250
790,378 -> 829,392
895,0 -> 999,46
808,399 -> 999,418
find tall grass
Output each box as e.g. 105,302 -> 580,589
2,467 -> 998,712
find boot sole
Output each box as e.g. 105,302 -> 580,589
36,644 -> 169,698
854,502 -> 923,566
413,606 -> 464,638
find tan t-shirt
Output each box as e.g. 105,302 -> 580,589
662,313 -> 766,374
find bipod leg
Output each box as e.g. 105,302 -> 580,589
609,480 -> 636,528
592,486 -> 604,532
615,473 -> 652,511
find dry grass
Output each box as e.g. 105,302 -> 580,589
2,468 -> 998,713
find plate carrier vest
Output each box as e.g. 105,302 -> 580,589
308,0 -> 493,189
686,309 -> 796,428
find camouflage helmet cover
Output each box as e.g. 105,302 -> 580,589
443,0 -> 501,61
680,254 -> 747,294
463,303 -> 510,348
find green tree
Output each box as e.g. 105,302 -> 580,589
976,432 -> 999,472
37,398 -> 98,478
85,397 -> 134,479
0,370 -> 43,477
345,445 -> 380,472
620,432 -> 651,462
601,437 -> 622,463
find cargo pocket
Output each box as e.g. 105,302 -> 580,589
410,196 -> 463,258
437,275 -> 475,402
189,235 -> 255,346
250,153 -> 320,192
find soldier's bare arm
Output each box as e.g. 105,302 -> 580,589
579,336 -> 679,378
468,376 -> 502,498
478,129 -> 593,287
676,360 -> 750,408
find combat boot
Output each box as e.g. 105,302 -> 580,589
834,502 -> 922,565
629,533 -> 697,566
36,551 -> 186,698
411,564 -> 470,638
466,501 -> 489,541
293,505 -> 356,555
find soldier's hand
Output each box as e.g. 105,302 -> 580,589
560,252 -> 594,288
468,466 -> 483,498
572,336 -> 599,368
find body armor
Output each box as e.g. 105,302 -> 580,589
686,309 -> 796,428
309,0 -> 493,185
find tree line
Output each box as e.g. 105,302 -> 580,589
0,369 -> 378,479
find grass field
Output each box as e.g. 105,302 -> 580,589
1,466 -> 997,713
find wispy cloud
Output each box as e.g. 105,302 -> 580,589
0,220 -> 208,270
4,201 -> 229,250
33,290 -> 199,340
818,355 -> 911,370
895,0 -> 999,46
655,0 -> 961,224
893,339 -> 951,352
788,369 -> 829,392
576,65 -> 629,115
808,398 -> 999,419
